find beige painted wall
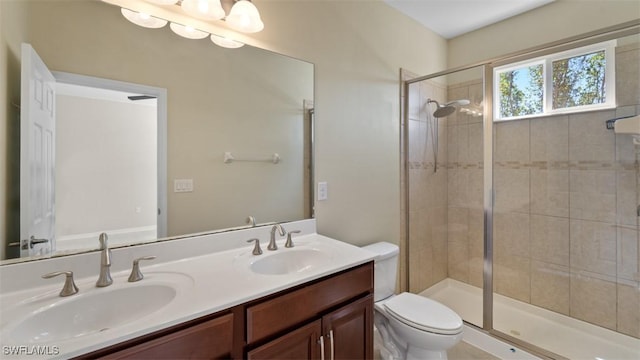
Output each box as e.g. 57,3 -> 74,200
448,0 -> 640,68
250,0 -> 447,246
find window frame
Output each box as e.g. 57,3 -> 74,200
493,40 -> 616,122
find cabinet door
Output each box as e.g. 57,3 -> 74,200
100,313 -> 234,359
322,295 -> 373,360
247,320 -> 322,360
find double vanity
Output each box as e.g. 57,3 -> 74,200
0,220 -> 376,359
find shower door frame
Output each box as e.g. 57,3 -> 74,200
403,61 -> 495,326
402,19 -> 640,359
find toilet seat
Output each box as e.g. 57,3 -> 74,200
383,292 -> 463,335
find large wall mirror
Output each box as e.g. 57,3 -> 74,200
1,0 -> 314,263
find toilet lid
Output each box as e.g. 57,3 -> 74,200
383,293 -> 463,335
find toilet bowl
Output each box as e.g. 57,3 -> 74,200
362,242 -> 463,360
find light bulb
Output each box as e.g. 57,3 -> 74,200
121,8 -> 167,29
145,0 -> 178,4
210,34 -> 244,49
169,22 -> 209,39
226,0 -> 264,33
181,0 -> 225,21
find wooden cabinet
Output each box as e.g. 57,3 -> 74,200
245,263 -> 374,360
247,320 -> 322,360
322,295 -> 373,360
247,295 -> 373,360
87,313 -> 235,360
80,262 -> 373,360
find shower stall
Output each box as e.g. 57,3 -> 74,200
402,23 -> 640,359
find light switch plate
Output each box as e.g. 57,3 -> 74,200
174,179 -> 194,193
317,181 -> 328,201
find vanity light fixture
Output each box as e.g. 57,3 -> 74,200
118,0 -> 263,49
138,0 -> 264,34
121,8 -> 168,28
181,0 -> 225,21
144,0 -> 179,4
169,22 -> 210,39
210,34 -> 244,48
225,0 -> 264,33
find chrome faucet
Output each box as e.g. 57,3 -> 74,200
268,223 -> 286,251
96,233 -> 113,287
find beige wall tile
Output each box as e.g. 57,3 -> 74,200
408,210 -> 432,292
570,219 -> 617,276
495,168 -> 530,213
531,260 -> 570,315
449,239 -> 469,282
617,170 -> 638,226
570,273 -> 617,331
530,115 -> 569,162
569,169 -> 616,223
468,123 -> 484,164
456,123 -> 470,165
448,86 -> 470,126
531,169 -> 569,217
618,227 -> 639,282
616,46 -> 640,107
468,169 -> 484,211
469,209 -> 485,288
467,82 -> 484,125
617,282 -> 640,338
495,119 -> 530,163
531,215 -> 569,266
494,212 -> 530,258
568,110 -> 616,162
448,168 -> 470,208
494,254 -> 531,303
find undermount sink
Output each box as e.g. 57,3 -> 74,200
10,284 -> 176,344
250,248 -> 332,275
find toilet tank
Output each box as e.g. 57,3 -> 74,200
362,242 -> 399,302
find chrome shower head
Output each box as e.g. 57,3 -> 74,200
427,99 -> 470,118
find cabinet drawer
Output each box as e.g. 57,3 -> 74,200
246,262 -> 373,344
100,313 -> 234,359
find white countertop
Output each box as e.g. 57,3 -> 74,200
0,230 -> 375,359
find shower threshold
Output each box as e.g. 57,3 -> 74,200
420,279 -> 640,360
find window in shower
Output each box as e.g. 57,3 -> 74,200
494,40 -> 616,121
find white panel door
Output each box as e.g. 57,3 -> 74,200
20,43 -> 56,257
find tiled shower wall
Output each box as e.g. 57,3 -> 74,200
446,79 -> 485,289
405,75 -> 449,293
406,40 -> 639,339
447,42 -> 640,338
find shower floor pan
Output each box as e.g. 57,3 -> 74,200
420,279 -> 640,360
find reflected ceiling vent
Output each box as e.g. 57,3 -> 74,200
128,95 -> 157,101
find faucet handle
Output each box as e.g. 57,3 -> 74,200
42,271 -> 79,297
285,230 -> 301,248
128,256 -> 157,282
247,238 -> 263,255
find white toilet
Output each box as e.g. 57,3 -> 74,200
363,242 -> 463,360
